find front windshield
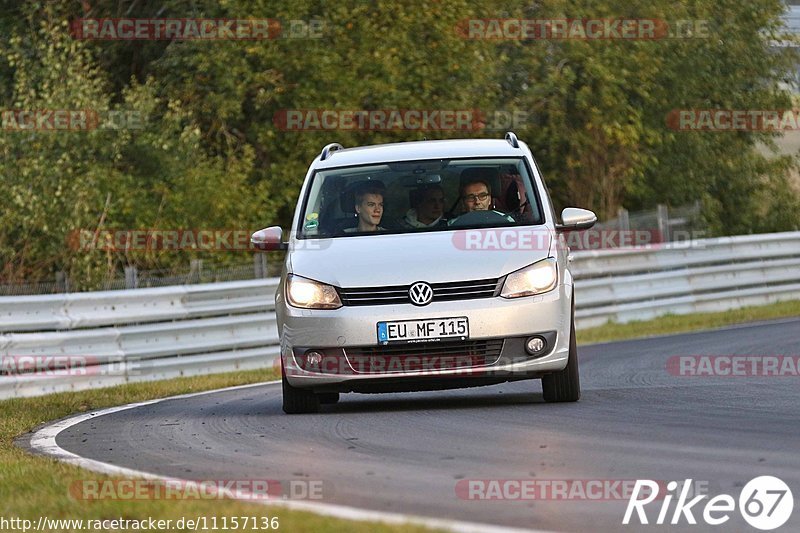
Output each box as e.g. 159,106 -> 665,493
298,157 -> 544,239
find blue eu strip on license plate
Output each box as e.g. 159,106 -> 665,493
377,322 -> 389,343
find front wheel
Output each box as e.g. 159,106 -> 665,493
542,307 -> 580,403
282,370 -> 320,414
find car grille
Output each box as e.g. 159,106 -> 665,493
344,339 -> 504,374
338,278 -> 502,306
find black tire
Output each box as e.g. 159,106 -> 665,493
542,305 -> 580,403
282,371 -> 320,414
318,392 -> 340,404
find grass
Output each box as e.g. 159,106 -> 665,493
0,368 -> 435,533
576,299 -> 800,345
3,299 -> 799,532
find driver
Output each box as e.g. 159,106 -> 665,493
448,170 -> 515,226
460,178 -> 492,212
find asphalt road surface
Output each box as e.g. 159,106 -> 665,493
40,318 -> 800,532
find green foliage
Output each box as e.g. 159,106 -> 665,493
1,0 -> 799,286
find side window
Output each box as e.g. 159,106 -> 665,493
529,158 -> 554,225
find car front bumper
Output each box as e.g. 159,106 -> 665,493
278,282 -> 573,391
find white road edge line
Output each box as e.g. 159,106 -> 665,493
29,380 -> 549,533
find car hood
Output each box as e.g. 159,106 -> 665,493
289,229 -> 553,287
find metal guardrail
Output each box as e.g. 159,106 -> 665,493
571,232 -> 800,328
2,232 -> 799,399
0,279 -> 281,399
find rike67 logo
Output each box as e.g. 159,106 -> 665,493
624,476 -> 793,530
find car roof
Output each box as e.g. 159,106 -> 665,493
312,138 -> 527,170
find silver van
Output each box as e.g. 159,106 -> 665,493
252,133 -> 596,413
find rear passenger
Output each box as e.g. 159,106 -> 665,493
398,184 -> 446,229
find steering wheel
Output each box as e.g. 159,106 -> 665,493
447,210 -> 515,228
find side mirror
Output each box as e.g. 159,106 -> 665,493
557,207 -> 597,232
251,226 -> 287,251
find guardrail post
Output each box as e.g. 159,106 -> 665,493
617,207 -> 629,231
124,266 -> 138,289
657,204 -> 670,242
55,271 -> 70,293
190,259 -> 203,283
254,254 -> 268,278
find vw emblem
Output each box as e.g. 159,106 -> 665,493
409,281 -> 434,306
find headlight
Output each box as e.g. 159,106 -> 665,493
286,274 -> 342,309
500,258 -> 558,298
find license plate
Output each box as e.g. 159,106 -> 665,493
377,317 -> 469,344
